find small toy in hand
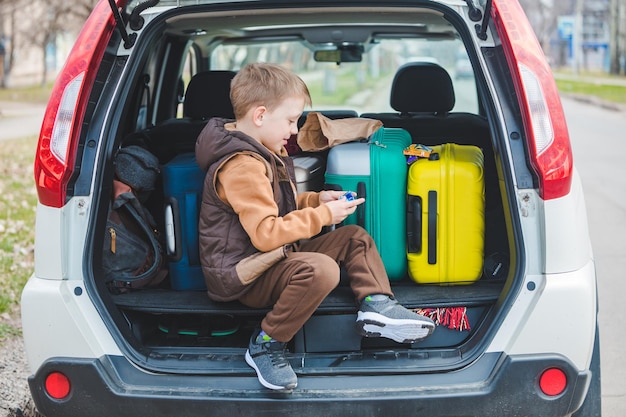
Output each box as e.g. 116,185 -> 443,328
341,191 -> 355,201
403,144 -> 433,165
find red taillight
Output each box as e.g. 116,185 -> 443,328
538,367 -> 567,397
34,0 -> 122,208
492,0 -> 573,200
45,371 -> 71,400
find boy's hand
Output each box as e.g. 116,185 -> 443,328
320,190 -> 365,225
318,190 -> 346,203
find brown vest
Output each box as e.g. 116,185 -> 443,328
198,149 -> 297,301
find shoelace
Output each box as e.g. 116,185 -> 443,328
263,341 -> 290,368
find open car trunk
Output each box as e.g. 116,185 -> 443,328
103,132 -> 512,374
91,1 -> 519,376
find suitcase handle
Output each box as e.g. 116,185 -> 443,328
164,197 -> 183,262
427,190 -> 437,264
356,181 -> 366,228
406,195 -> 422,253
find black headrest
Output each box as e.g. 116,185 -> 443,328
390,62 -> 455,114
183,71 -> 237,120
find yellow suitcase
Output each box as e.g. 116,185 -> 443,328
406,144 -> 485,285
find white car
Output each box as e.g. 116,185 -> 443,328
21,0 -> 599,416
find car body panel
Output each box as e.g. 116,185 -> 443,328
21,277 -> 122,373
543,169 -> 594,274
486,260 -> 596,370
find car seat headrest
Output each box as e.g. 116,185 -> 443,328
183,71 -> 237,120
390,62 -> 455,115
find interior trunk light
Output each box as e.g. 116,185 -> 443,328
45,371 -> 71,400
538,368 -> 567,396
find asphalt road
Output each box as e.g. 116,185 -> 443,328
0,101 -> 46,142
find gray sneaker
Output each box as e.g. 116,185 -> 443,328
356,295 -> 435,343
245,328 -> 297,391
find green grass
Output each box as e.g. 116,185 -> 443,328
556,79 -> 626,104
553,70 -> 626,105
0,322 -> 22,339
0,84 -> 53,103
0,136 -> 37,323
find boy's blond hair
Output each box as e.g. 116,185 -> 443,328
230,63 -> 312,120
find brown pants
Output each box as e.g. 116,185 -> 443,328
239,225 -> 393,342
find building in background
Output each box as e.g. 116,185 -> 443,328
554,0 -> 611,72
522,0 -> 625,74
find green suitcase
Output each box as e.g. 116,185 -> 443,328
324,127 -> 411,281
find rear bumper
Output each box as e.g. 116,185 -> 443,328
29,352 -> 590,417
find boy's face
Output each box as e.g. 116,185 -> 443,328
256,96 -> 305,154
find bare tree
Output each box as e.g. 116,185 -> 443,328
0,0 -> 97,87
29,0 -> 98,85
609,0 -> 626,74
0,0 -> 24,87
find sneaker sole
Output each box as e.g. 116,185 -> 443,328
356,311 -> 435,344
245,350 -> 298,391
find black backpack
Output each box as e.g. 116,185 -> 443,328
102,146 -> 168,292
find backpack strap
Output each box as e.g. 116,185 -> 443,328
106,181 -> 168,290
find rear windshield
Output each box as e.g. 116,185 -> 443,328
208,38 -> 478,115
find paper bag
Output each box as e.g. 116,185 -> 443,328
297,111 -> 383,151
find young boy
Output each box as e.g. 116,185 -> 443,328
195,62 -> 434,391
